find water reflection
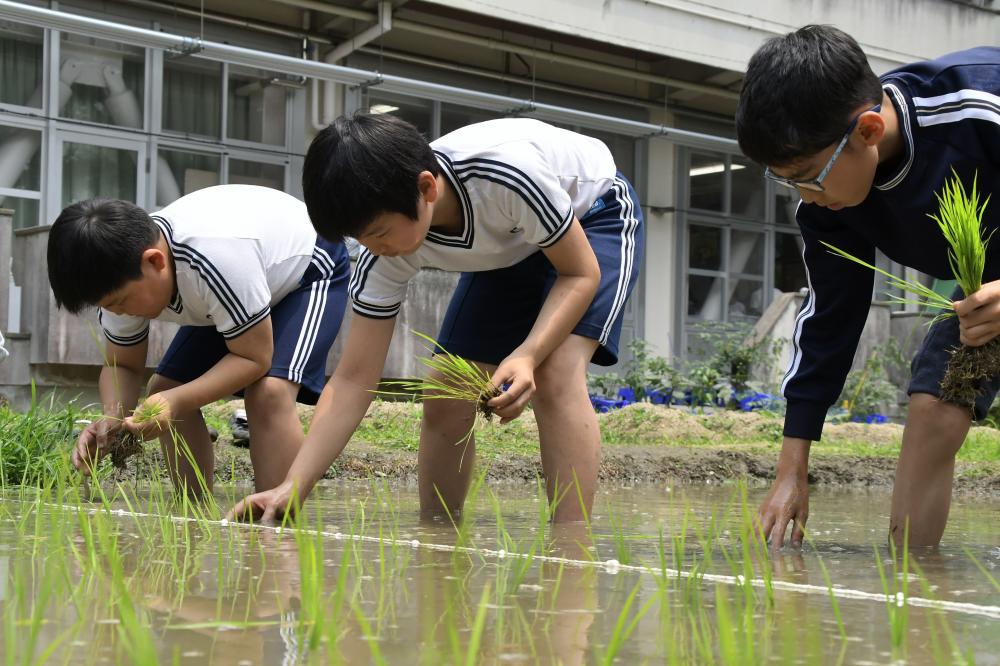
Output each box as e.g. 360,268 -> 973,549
0,483 -> 997,664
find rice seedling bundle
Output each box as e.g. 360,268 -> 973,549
378,331 -> 500,468
822,170 -> 995,410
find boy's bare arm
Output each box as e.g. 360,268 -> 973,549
227,314 -> 396,521
169,316 -> 274,412
73,339 -> 148,473
124,318 -> 273,438
100,339 -> 148,416
488,218 -> 601,420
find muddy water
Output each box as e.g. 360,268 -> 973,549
1,483 -> 998,664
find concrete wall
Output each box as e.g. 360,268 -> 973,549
751,289 -> 918,391
421,0 -> 1000,74
0,223 -> 460,408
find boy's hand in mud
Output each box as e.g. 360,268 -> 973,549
73,417 -> 121,475
954,279 -> 1000,346
757,473 -> 809,549
226,479 -> 300,525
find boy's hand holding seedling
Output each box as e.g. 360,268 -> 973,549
953,280 -> 1000,347
488,352 -> 536,423
124,392 -> 174,440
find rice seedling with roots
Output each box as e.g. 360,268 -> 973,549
822,169 -> 995,410
378,331 -> 501,469
106,399 -> 168,471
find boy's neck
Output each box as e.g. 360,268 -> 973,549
876,91 -> 905,167
429,175 -> 463,234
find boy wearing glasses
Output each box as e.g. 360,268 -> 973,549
736,25 -> 1000,548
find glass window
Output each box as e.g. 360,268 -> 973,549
163,58 -> 222,138
730,229 -> 764,276
687,275 -> 723,321
774,231 -> 806,293
728,278 -> 766,322
61,142 -> 137,205
227,67 -> 288,145
730,156 -> 764,219
367,93 -> 433,137
688,152 -> 725,212
0,125 -> 42,191
157,149 -> 220,207
59,35 -> 145,128
0,196 -> 39,230
689,224 -> 722,271
440,103 -> 503,136
229,159 -> 284,190
775,187 -> 800,225
0,21 -> 43,108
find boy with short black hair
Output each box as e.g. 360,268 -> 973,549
736,25 -> 1000,547
48,184 -> 350,494
229,113 -> 644,523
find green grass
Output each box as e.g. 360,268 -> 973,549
8,396 -> 1000,489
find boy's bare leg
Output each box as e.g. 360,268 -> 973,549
532,334 -> 601,523
890,393 -> 971,547
149,375 -> 215,497
243,377 -> 305,492
418,361 -> 496,518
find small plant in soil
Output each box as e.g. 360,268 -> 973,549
822,170 -> 994,410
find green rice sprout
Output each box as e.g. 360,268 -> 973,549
820,242 -> 954,318
821,170 -> 990,322
378,331 -> 500,470
929,170 -> 992,299
379,331 -> 499,412
131,399 -> 166,424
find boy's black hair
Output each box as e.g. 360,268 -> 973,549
302,112 -> 440,241
735,25 -> 883,167
47,199 -> 160,314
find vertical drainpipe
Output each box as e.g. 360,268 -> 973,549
310,0 -> 392,131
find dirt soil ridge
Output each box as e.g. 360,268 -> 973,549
101,402 -> 1000,495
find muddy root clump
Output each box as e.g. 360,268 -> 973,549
477,385 -> 502,422
939,337 -> 1000,409
109,430 -> 143,470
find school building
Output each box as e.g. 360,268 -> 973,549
0,0 -> 995,403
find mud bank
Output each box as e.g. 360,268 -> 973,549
103,401 -> 1000,495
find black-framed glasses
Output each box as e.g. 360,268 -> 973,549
764,104 -> 881,193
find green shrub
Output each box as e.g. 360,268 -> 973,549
837,339 -> 907,420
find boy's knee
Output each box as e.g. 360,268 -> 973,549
422,393 -> 474,427
905,393 -> 970,456
534,350 -> 585,403
244,377 -> 298,423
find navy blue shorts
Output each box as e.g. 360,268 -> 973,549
156,238 -> 349,405
438,172 -> 644,367
909,286 -> 1000,419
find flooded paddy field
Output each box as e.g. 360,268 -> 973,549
1,481 -> 998,664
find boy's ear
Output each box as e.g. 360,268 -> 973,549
143,247 -> 168,272
417,170 -> 439,204
857,110 -> 885,146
